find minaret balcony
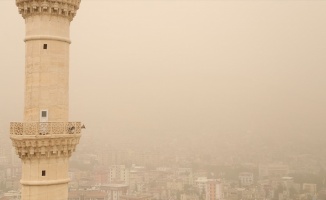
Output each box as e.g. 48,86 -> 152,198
10,122 -> 82,136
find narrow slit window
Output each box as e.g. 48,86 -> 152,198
41,111 -> 47,117
43,44 -> 47,49
42,170 -> 46,176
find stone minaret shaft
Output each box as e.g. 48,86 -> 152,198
10,1 -> 82,200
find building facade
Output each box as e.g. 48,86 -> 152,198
109,165 -> 130,184
205,179 -> 224,200
239,172 -> 254,186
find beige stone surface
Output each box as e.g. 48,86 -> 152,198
10,1 -> 82,199
24,15 -> 70,122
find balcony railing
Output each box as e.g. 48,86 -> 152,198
10,122 -> 82,136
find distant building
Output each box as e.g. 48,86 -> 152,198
109,165 -> 130,184
120,194 -> 152,200
167,179 -> 184,191
1,190 -> 21,200
259,164 -> 289,179
181,194 -> 199,200
239,172 -> 254,186
225,188 -> 240,200
205,179 -> 224,200
195,177 -> 224,200
281,177 -> 294,190
68,190 -> 108,200
100,183 -> 128,200
177,168 -> 194,185
302,183 -> 317,195
0,156 -> 7,166
195,177 -> 208,194
4,178 -> 20,191
129,165 -> 147,193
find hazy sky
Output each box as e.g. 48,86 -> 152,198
1,0 -> 326,143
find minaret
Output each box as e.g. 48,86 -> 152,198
10,0 -> 82,200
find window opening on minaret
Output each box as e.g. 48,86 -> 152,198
42,170 -> 46,176
40,110 -> 48,122
43,44 -> 47,49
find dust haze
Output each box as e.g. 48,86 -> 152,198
1,0 -> 326,199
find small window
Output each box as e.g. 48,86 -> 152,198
41,111 -> 47,117
42,170 -> 46,176
43,44 -> 47,49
